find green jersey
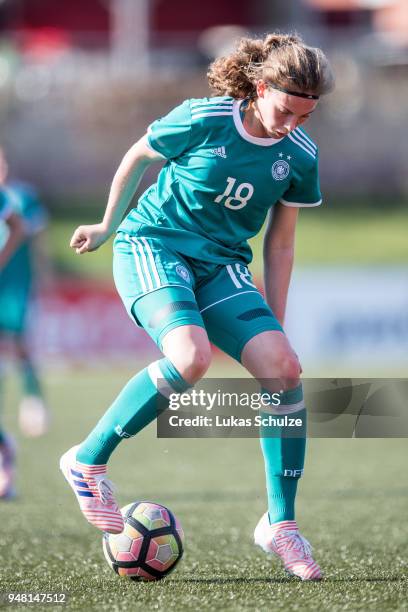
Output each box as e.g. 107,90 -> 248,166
119,96 -> 321,265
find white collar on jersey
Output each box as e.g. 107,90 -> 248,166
233,99 -> 284,147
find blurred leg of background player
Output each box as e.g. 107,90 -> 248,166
0,205 -> 24,499
0,360 -> 16,499
16,335 -> 49,437
0,285 -> 50,440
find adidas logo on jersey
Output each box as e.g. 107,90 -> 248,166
211,146 -> 227,158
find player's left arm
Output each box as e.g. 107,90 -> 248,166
0,211 -> 25,270
262,203 -> 299,327
266,143 -> 321,326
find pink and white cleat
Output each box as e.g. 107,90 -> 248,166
254,514 -> 322,581
59,445 -> 124,534
0,435 -> 16,499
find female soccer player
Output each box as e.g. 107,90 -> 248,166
60,33 -> 334,580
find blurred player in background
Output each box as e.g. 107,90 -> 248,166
61,33 -> 334,580
0,148 -> 51,498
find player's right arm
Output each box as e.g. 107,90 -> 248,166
70,135 -> 162,254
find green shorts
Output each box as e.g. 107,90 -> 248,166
113,232 -> 283,362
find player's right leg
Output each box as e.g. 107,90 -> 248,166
60,234 -> 211,533
59,319 -> 210,534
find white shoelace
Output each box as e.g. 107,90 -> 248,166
95,477 -> 116,505
278,530 -> 313,560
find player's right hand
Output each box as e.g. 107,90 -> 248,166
69,223 -> 110,254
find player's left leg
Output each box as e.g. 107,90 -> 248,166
242,332 -> 321,580
241,331 -> 305,527
196,262 -> 321,580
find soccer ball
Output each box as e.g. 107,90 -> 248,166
102,501 -> 184,581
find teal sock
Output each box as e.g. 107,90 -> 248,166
76,358 -> 190,465
259,384 -> 306,525
20,356 -> 43,398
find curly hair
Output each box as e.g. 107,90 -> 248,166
207,32 -> 334,99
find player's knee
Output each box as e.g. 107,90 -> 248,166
263,347 -> 300,381
172,343 -> 212,384
278,354 -> 301,380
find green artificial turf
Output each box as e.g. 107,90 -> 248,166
0,366 -> 406,611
